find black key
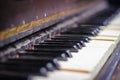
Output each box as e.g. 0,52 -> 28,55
0,62 -> 47,76
7,57 -> 60,70
59,34 -> 90,37
76,25 -> 101,34
34,47 -> 78,52
19,50 -> 71,58
61,31 -> 96,37
1,59 -> 54,71
39,40 -> 81,49
62,30 -> 97,36
18,52 -> 67,61
34,43 -> 78,51
70,25 -> 99,32
60,24 -> 100,37
45,40 -> 85,47
0,71 -> 29,80
77,25 -> 102,30
40,42 -> 82,49
83,17 -> 109,26
25,49 -> 72,57
56,35 -> 91,40
71,27 -> 99,33
51,37 -> 89,42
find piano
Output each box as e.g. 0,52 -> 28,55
0,0 -> 120,80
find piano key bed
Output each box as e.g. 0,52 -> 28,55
0,8 -> 120,80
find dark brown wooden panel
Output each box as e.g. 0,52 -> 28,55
0,0 -> 97,47
0,0 -> 88,31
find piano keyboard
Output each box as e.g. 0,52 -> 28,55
0,8 -> 120,80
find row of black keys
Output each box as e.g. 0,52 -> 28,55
0,8 -> 119,79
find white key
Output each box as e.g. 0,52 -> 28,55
93,27 -> 120,44
85,40 -> 115,48
104,25 -> 120,30
91,36 -> 117,42
110,13 -> 120,25
98,30 -> 120,37
31,71 -> 91,80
